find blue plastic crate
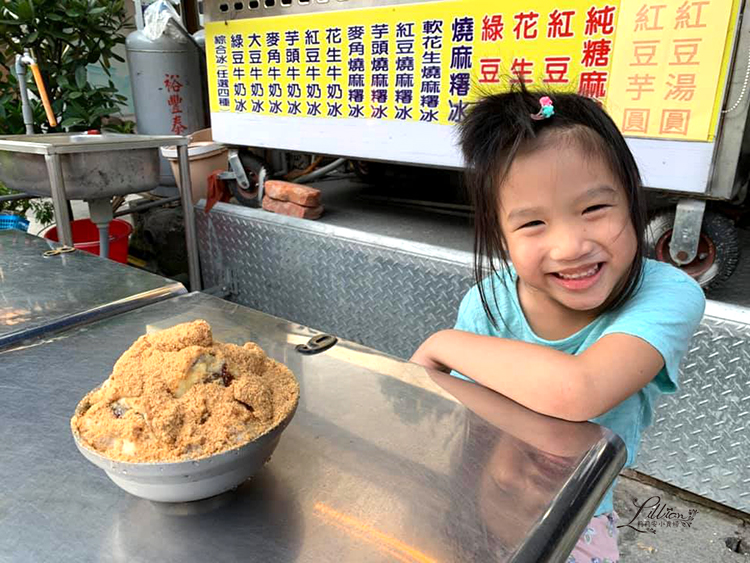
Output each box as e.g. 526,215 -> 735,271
0,213 -> 30,232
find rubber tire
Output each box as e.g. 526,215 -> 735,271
646,209 -> 740,289
228,152 -> 268,208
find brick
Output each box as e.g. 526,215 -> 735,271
264,180 -> 321,207
262,195 -> 324,219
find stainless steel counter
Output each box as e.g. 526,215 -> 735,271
0,292 -> 626,562
0,230 -> 185,350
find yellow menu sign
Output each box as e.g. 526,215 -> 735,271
608,0 -> 734,140
206,0 -> 736,141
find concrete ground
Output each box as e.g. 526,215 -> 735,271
614,472 -> 749,562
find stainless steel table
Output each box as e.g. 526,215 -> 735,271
0,292 -> 626,562
0,230 -> 185,350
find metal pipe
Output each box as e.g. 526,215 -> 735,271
133,0 -> 145,30
14,54 -> 35,135
44,154 -> 73,246
98,225 -> 110,259
295,158 -> 347,184
113,195 -> 182,218
86,198 -> 113,260
177,143 -> 201,290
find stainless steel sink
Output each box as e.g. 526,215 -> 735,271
0,133 -> 163,199
0,132 -> 200,291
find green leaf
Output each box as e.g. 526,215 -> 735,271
47,29 -> 74,41
60,117 -> 85,128
75,66 -> 87,89
15,1 -> 33,21
0,0 -> 129,136
66,100 -> 86,118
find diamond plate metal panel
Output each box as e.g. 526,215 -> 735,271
636,310 -> 750,514
196,203 -> 475,360
197,203 -> 750,514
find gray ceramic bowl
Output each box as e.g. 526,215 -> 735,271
72,400 -> 298,503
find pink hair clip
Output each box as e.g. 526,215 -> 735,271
530,96 -> 555,121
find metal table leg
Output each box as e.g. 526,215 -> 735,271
177,143 -> 201,291
44,153 -> 73,246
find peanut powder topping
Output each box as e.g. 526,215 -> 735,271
71,320 -> 299,463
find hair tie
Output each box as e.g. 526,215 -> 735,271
531,96 -> 554,121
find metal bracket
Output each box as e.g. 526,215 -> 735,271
227,149 -> 251,190
295,334 -> 338,355
202,267 -> 239,299
669,199 -> 706,265
257,164 -> 266,203
43,245 -> 76,257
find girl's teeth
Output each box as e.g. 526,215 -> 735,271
558,264 -> 599,279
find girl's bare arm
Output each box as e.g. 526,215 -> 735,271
410,329 -> 664,422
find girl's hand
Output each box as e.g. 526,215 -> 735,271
409,332 -> 450,373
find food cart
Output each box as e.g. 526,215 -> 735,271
202,0 -> 749,289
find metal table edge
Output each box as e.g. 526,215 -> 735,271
514,429 -> 627,562
0,136 -> 190,155
51,137 -> 191,154
0,282 -> 186,352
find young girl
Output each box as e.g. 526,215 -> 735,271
410,87 -> 706,562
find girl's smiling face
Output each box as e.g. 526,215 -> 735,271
499,141 -> 638,322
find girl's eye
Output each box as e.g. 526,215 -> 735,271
583,204 -> 611,214
519,220 -> 544,229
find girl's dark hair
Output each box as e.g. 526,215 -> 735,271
458,83 -> 647,328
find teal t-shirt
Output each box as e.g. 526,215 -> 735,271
451,259 -> 706,516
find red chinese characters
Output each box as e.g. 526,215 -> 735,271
582,38 -> 612,67
510,57 -> 534,84
622,108 -> 650,133
481,14 -> 504,41
585,5 -> 616,35
164,74 -> 187,135
479,58 -> 502,83
579,71 -> 608,98
660,109 -> 690,135
513,11 -> 539,40
675,1 -> 709,29
664,73 -> 696,101
634,4 -> 667,32
620,0 -> 712,137
547,9 -> 575,38
543,56 -> 571,84
579,5 -> 616,99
